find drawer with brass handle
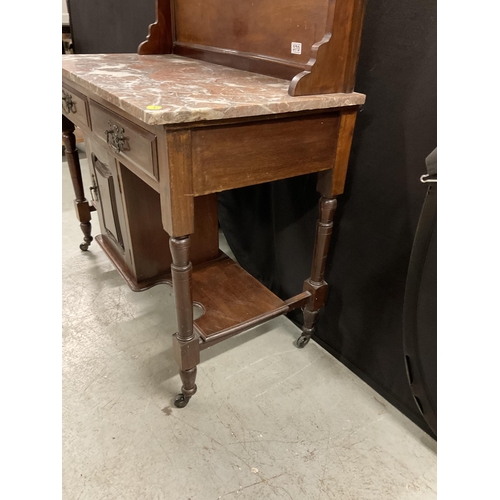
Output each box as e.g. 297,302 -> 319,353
105,123 -> 126,153
62,84 -> 90,130
89,100 -> 159,182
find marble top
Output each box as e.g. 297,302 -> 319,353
62,54 -> 366,126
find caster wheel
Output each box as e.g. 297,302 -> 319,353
79,243 -> 89,251
296,335 -> 310,349
174,394 -> 190,408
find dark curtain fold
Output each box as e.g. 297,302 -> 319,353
219,0 -> 437,434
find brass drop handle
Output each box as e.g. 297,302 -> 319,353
62,90 -> 76,113
105,122 -> 126,153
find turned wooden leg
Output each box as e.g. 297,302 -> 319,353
62,115 -> 93,251
170,235 -> 200,408
297,197 -> 337,348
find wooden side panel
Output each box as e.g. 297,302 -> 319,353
190,113 -> 340,195
289,0 -> 366,95
120,164 -> 219,283
138,0 -> 173,55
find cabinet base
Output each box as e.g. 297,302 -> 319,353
95,234 -> 172,291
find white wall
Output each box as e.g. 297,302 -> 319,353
62,0 -> 69,24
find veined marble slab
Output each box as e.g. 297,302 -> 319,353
62,54 -> 366,126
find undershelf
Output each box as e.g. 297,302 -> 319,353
192,255 -> 287,343
96,234 -> 301,345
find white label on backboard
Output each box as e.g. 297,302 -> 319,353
291,42 -> 302,55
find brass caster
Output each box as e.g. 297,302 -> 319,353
174,393 -> 191,408
296,335 -> 310,349
79,243 -> 89,251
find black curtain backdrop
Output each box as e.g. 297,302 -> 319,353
219,0 -> 437,434
67,0 -> 156,54
67,0 -> 437,434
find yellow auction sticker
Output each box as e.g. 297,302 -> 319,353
146,105 -> 162,110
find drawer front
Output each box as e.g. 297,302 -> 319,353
89,101 -> 158,181
191,112 -> 340,195
62,84 -> 90,129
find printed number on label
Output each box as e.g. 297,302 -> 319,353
291,42 -> 302,55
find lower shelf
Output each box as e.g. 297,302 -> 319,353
192,255 -> 287,342
96,234 -> 296,345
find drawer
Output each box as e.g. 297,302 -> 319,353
89,101 -> 159,182
191,112 -> 340,194
62,84 -> 90,130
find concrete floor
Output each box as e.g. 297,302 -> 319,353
62,150 -> 437,500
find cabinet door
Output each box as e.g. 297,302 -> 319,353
89,149 -> 125,252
